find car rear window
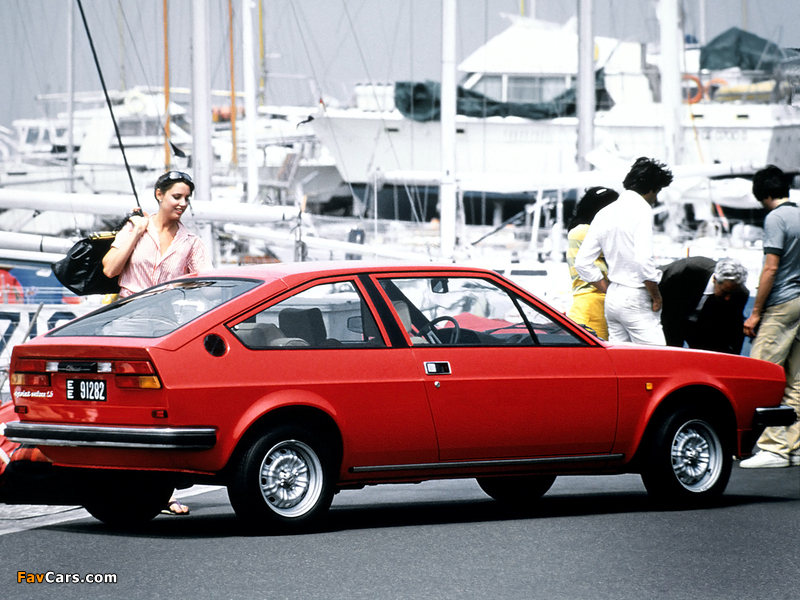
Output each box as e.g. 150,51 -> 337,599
49,278 -> 261,338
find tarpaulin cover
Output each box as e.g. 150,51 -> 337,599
395,69 -> 613,122
699,27 -> 800,72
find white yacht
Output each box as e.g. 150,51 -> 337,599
312,15 -> 800,188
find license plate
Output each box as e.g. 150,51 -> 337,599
66,379 -> 107,401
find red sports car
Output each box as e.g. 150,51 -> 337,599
4,262 -> 794,530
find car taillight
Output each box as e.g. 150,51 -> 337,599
114,361 -> 155,375
10,372 -> 50,386
115,375 -> 162,389
114,361 -> 161,389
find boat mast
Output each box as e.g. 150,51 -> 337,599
163,0 -> 171,170
440,0 -> 457,260
242,0 -> 258,203
66,0 -> 75,193
577,0 -> 594,171
698,0 -> 707,45
658,0 -> 682,166
228,0 -> 238,169
258,0 -> 266,106
191,0 -> 214,204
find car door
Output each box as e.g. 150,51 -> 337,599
375,274 -> 618,461
225,277 -> 439,470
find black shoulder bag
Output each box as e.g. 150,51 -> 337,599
52,211 -> 142,296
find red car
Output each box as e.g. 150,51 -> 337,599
4,262 -> 794,530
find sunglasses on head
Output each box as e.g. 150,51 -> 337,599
157,170 -> 193,187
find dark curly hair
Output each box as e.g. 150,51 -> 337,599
568,186 -> 619,230
622,157 -> 674,195
752,165 -> 791,202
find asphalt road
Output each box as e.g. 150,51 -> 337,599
2,465 -> 799,600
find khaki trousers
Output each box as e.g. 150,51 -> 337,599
750,295 -> 800,458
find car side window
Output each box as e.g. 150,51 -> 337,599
516,296 -> 588,347
378,276 -> 588,347
231,280 -> 385,349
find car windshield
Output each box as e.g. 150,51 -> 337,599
49,278 -> 261,338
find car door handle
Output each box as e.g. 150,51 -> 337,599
424,361 -> 451,375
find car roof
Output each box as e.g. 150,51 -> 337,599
197,261 -> 500,284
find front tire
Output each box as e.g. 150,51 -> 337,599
640,409 -> 731,506
228,426 -> 335,532
476,474 -> 556,506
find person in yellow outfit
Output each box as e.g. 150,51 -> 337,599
566,187 -> 619,339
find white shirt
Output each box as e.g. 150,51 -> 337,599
574,189 -> 660,288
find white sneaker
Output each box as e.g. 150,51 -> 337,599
791,454 -> 800,466
740,451 -> 790,468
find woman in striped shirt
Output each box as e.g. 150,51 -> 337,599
102,171 -> 212,515
103,170 -> 212,298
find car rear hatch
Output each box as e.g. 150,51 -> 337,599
10,340 -> 167,426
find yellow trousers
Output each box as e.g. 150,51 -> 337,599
567,292 -> 608,340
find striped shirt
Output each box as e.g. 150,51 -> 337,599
113,218 -> 212,297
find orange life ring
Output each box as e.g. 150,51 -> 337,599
682,74 -> 704,104
704,78 -> 729,100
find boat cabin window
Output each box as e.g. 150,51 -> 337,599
25,128 -> 41,145
507,76 -> 572,103
465,74 -> 573,104
172,114 -> 191,134
144,119 -> 161,137
470,75 -> 503,102
118,119 -> 141,137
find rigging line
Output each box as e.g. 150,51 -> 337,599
338,0 -> 425,226
381,1 -> 404,79
286,1 -> 360,211
310,0 -> 359,84
116,4 -> 178,162
75,0 -> 140,208
13,0 -> 50,118
13,0 -> 75,195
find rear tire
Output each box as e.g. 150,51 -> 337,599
640,409 -> 732,507
82,474 -> 173,527
476,474 -> 556,506
228,426 -> 335,532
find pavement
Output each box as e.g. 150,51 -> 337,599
0,485 -> 222,536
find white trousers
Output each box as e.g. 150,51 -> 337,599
604,283 -> 666,346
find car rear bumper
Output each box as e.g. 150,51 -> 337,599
4,422 -> 216,450
753,406 -> 797,428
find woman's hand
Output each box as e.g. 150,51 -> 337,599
129,213 -> 149,237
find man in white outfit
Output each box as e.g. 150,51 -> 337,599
575,157 -> 674,345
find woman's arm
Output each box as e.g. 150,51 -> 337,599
102,216 -> 149,278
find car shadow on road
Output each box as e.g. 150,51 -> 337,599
322,491 -> 795,533
40,489 -> 797,539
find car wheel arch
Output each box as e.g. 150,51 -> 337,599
630,385 -> 736,469
224,404 -> 343,481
